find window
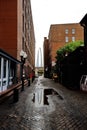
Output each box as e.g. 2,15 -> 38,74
0,57 -> 1,78
22,37 -> 24,50
22,0 -> 24,10
65,29 -> 69,34
3,59 -> 7,78
0,58 -> 9,92
72,28 -> 75,34
72,36 -> 75,42
65,36 -> 69,43
0,57 -> 1,91
22,15 -> 24,32
3,59 -> 8,90
9,62 -> 14,86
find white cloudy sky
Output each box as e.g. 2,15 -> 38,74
31,0 -> 87,66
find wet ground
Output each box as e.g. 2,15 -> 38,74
1,76 -> 87,130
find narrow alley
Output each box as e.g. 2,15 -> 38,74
0,76 -> 87,130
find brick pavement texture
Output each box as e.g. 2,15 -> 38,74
0,76 -> 87,130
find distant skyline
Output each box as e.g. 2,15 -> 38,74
31,0 -> 87,66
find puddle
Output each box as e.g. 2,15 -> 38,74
44,88 -> 63,100
32,88 -> 63,106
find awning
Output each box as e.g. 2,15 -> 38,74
0,49 -> 21,64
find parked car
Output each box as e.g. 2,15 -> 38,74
80,75 -> 87,91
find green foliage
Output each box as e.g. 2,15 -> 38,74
56,41 -> 84,61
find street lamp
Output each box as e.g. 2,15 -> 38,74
20,50 -> 27,91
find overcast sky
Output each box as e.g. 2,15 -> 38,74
31,0 -> 87,66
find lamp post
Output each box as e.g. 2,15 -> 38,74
20,50 -> 27,91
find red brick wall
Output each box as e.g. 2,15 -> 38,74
0,0 -> 17,58
44,37 -> 49,68
49,23 -> 84,62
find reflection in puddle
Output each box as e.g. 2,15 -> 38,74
32,93 -> 35,102
32,88 -> 63,107
32,88 -> 44,107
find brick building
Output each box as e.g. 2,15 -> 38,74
0,0 -> 35,92
43,37 -> 51,77
48,23 -> 84,64
0,0 -> 35,76
44,23 -> 84,77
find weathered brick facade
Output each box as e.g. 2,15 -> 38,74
44,23 -> 84,77
0,0 -> 35,77
48,23 -> 84,64
0,0 -> 17,57
43,37 -> 51,77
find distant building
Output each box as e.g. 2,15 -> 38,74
43,37 -> 51,78
48,23 -> 84,64
0,0 -> 35,92
43,23 -> 84,77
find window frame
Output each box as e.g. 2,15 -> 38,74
65,29 -> 69,34
65,36 -> 69,43
72,28 -> 75,34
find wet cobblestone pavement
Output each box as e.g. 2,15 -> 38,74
1,76 -> 87,129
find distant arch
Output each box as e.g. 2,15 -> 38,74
36,48 -> 42,67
